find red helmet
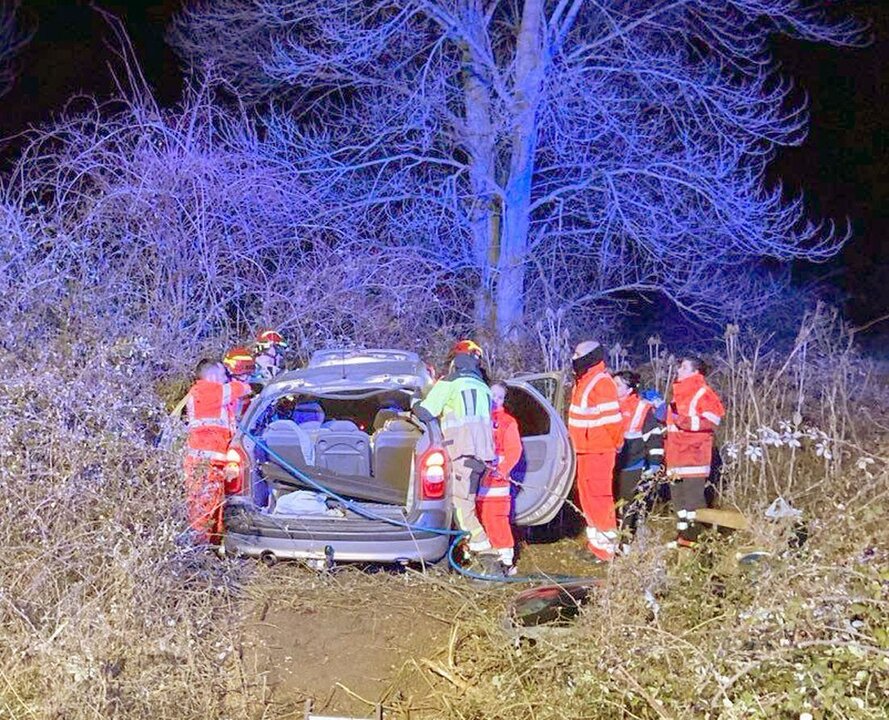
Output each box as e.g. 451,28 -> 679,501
451,339 -> 483,359
223,346 -> 256,376
255,328 -> 288,351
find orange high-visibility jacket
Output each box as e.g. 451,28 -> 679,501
228,379 -> 253,425
617,393 -> 664,471
185,379 -> 235,463
479,406 -> 522,498
568,362 -> 623,454
665,374 -> 725,478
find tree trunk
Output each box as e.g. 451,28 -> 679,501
461,42 -> 500,331
496,0 -> 545,338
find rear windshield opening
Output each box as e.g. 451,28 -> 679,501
254,390 -> 414,436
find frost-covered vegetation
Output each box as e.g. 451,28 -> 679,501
0,2 -> 886,717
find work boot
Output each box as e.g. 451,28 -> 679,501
460,553 -> 507,583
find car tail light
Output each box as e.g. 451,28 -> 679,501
224,446 -> 248,495
420,449 -> 447,500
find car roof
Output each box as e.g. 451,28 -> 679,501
265,350 -> 431,395
308,349 -> 421,367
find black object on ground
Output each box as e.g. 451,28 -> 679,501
503,581 -> 599,638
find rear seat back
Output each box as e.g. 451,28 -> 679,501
263,419 -> 314,466
372,418 -> 419,498
314,420 -> 372,476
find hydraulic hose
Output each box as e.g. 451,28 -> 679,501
243,430 -> 595,584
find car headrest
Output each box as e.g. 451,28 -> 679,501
382,418 -> 416,433
265,419 -> 302,435
293,401 -> 325,424
323,420 -> 360,433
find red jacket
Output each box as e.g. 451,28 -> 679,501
568,362 -> 623,454
665,374 -> 725,478
185,379 -> 252,462
480,407 -> 522,498
228,379 -> 253,424
185,380 -> 234,462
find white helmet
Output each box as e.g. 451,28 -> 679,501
572,340 -> 601,359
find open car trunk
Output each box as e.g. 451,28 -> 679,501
252,392 -> 424,511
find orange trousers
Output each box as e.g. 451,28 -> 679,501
476,494 -> 514,564
183,457 -> 225,545
576,452 -> 617,561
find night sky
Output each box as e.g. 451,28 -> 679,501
1,0 -> 886,330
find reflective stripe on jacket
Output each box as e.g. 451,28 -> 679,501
568,362 -> 623,453
185,380 -> 235,456
479,406 -> 522,497
617,394 -> 664,471
417,373 -> 495,461
665,374 -> 725,478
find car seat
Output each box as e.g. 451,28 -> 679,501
314,420 -> 372,476
292,401 -> 325,425
372,418 -> 420,498
259,419 -> 315,510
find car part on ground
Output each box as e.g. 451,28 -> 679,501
501,581 -> 600,640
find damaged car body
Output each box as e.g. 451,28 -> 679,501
223,349 -> 575,565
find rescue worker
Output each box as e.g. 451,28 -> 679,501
413,347 -> 499,571
222,346 -> 256,419
254,328 -> 288,383
568,340 -> 624,562
446,339 -> 489,384
183,359 -> 232,545
665,357 -> 725,547
613,371 -> 664,549
477,382 -> 522,574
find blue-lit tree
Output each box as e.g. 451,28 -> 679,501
171,1 -> 863,337
0,0 -> 30,97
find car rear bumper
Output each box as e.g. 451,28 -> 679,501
222,501 -> 451,563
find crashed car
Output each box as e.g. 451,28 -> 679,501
222,349 -> 575,565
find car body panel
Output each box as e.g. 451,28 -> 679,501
506,376 -> 576,527
222,350 -> 575,562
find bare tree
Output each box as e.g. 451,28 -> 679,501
0,83 -> 464,363
170,1 -> 864,338
0,0 -> 30,97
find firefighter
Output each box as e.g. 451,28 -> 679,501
446,339 -> 489,384
613,370 -> 664,549
254,328 -> 288,383
568,340 -> 624,562
222,346 -> 256,419
477,382 -> 522,573
183,359 -> 232,545
413,347 -> 499,570
665,357 -> 725,547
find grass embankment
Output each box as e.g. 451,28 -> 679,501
1,311 -> 887,719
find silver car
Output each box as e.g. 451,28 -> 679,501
223,349 -> 574,565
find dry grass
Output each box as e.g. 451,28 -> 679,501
1,310 -> 887,719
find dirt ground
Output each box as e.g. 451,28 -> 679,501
234,503 -> 693,718
237,529 -> 605,718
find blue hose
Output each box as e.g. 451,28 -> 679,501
243,431 -> 590,584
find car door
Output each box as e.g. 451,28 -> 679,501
505,373 -> 575,526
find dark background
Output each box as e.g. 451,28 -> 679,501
1,0 -> 886,330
